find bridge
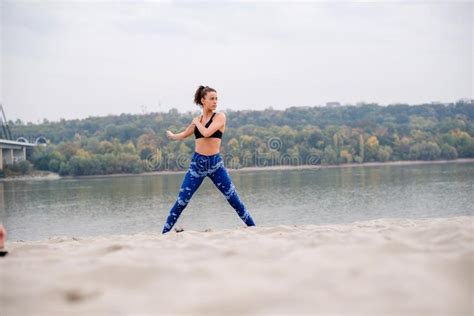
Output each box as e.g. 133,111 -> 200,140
0,139 -> 37,171
0,104 -> 45,172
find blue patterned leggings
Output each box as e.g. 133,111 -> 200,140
162,152 -> 256,234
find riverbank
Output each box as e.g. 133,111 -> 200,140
232,157 -> 474,172
0,158 -> 474,182
1,158 -> 474,182
0,170 -> 61,182
1,216 -> 471,315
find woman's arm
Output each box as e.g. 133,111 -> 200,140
193,113 -> 225,138
166,121 -> 195,141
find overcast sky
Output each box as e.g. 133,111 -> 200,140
1,0 -> 472,123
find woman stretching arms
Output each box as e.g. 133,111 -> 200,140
162,85 -> 256,233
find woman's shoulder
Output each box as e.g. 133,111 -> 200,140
214,112 -> 226,120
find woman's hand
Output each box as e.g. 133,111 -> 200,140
166,130 -> 177,141
192,116 -> 201,126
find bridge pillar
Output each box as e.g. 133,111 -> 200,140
9,148 -> 13,164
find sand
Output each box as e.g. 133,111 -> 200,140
0,216 -> 472,316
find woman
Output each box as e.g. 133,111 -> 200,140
162,85 -> 256,234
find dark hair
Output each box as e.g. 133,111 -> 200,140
194,85 -> 216,106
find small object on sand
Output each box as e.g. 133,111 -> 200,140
174,226 -> 184,233
0,223 -> 5,249
203,228 -> 213,232
0,223 -> 7,257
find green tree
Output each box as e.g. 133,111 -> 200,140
409,141 -> 441,160
322,145 -> 337,165
440,144 -> 458,160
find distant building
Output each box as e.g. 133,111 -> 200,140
326,102 -> 341,107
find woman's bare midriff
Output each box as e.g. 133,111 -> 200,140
194,137 -> 222,155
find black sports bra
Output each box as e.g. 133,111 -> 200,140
194,112 -> 223,139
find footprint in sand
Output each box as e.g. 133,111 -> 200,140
63,287 -> 101,303
94,244 -> 130,256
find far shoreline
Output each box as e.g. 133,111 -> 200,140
1,158 -> 473,182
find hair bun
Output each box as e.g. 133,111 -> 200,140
194,85 -> 216,106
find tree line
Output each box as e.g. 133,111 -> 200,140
4,100 -> 474,176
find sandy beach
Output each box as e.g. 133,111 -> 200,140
0,216 -> 472,316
